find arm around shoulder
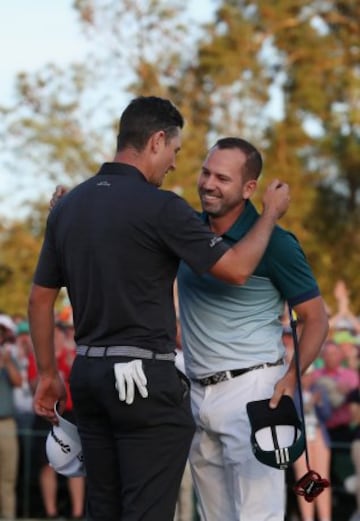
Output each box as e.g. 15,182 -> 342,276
209,180 -> 290,284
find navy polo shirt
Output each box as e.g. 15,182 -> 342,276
34,163 -> 229,352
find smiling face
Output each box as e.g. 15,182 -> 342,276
197,146 -> 257,222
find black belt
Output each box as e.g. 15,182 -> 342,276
76,345 -> 175,361
195,358 -> 284,387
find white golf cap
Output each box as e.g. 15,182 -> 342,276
46,403 -> 86,477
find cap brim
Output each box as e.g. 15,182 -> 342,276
54,403 -> 80,443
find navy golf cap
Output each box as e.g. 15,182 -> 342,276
246,395 -> 305,470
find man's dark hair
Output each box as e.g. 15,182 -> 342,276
214,137 -> 263,180
117,96 -> 184,152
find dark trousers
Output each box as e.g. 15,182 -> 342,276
70,356 -> 195,521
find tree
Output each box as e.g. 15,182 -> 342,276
0,211 -> 43,314
190,0 -> 360,310
1,0 -> 359,312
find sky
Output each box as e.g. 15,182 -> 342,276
0,0 -> 214,219
0,0 -> 90,218
0,0 -> 212,104
0,0 -> 89,103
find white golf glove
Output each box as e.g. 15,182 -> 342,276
114,359 -> 148,405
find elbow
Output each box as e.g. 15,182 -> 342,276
230,272 -> 249,285
219,270 -> 249,285
208,254 -> 251,285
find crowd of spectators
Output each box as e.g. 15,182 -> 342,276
0,279 -> 360,520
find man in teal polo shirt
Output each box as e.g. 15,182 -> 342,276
177,137 -> 329,521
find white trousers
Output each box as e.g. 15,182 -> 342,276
189,364 -> 287,521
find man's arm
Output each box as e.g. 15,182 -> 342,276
209,180 -> 290,284
28,283 -> 67,422
52,180 -> 289,285
269,295 -> 329,407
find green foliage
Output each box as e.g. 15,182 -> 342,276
0,218 -> 43,315
0,0 -> 359,313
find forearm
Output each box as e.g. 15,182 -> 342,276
210,208 -> 278,283
270,297 -> 328,406
28,284 -> 59,376
231,207 -> 278,276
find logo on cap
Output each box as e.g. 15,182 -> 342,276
45,402 -> 86,477
50,428 -> 72,454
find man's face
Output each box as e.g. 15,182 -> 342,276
322,343 -> 344,370
197,146 -> 252,218
151,129 -> 182,187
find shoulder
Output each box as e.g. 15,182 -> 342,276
269,225 -> 301,251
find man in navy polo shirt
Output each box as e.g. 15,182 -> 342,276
177,137 -> 329,521
28,97 -> 290,521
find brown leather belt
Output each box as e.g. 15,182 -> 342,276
195,358 -> 284,386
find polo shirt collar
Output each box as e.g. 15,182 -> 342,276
97,162 -> 148,182
200,200 -> 259,241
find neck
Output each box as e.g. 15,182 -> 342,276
113,149 -> 151,182
208,202 -> 247,236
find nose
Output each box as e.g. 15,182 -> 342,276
200,174 -> 215,191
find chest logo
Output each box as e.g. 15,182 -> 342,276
209,236 -> 223,248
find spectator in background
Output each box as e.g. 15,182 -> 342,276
29,322 -> 85,520
332,330 -> 359,371
312,340 -> 359,498
293,366 -> 333,521
329,280 -> 360,336
56,306 -> 76,353
347,383 -> 360,521
313,340 -> 359,445
13,321 -> 35,433
0,314 -> 22,520
12,320 -> 35,518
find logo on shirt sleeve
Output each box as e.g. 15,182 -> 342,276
209,236 -> 223,248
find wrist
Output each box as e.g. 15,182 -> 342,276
261,206 -> 279,224
38,368 -> 58,379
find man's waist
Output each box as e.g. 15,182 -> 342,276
76,345 -> 176,361
192,358 -> 284,386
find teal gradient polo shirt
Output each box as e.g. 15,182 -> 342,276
177,201 -> 320,379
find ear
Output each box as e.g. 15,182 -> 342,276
149,130 -> 165,153
243,179 -> 257,200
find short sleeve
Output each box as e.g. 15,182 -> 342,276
266,230 -> 320,305
157,196 -> 230,274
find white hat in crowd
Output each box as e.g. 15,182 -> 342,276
0,314 -> 16,333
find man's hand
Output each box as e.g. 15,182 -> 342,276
269,370 -> 297,409
50,184 -> 68,210
33,373 -> 67,424
114,360 -> 148,405
262,179 -> 290,220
